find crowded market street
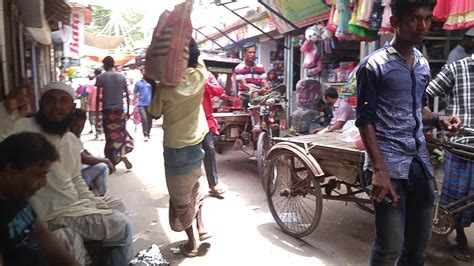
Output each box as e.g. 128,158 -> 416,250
81,120 -> 473,266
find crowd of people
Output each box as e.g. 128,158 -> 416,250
0,0 -> 473,264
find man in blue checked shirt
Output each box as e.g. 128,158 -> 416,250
356,0 -> 461,265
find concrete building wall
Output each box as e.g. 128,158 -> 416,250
258,40 -> 276,71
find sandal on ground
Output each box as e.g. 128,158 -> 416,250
178,244 -> 198,258
209,188 -> 225,198
452,244 -> 471,262
199,232 -> 212,241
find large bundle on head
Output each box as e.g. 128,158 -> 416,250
145,0 -> 193,86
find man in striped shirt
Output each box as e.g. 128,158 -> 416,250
234,43 -> 266,104
234,43 -> 266,132
427,55 -> 474,262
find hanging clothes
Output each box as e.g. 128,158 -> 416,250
326,0 -> 338,32
379,0 -> 393,34
357,0 -> 373,25
433,0 -> 450,21
368,0 -> 384,31
443,0 -> 474,30
335,0 -> 354,40
349,0 -> 378,40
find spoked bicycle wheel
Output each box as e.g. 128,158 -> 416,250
266,149 -> 323,238
256,131 -> 271,189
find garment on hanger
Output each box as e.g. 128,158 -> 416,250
379,0 -> 393,34
443,0 -> 474,30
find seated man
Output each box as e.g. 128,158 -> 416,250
234,43 -> 266,132
310,99 -> 333,133
0,132 -> 78,266
70,108 -> 115,196
313,87 -> 355,133
0,82 -> 133,265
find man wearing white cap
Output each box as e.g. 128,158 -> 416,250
447,27 -> 474,64
0,81 -> 134,265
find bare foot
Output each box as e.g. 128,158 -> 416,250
122,157 -> 132,169
179,242 -> 198,258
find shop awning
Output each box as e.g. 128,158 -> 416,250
15,0 -> 71,44
259,0 -> 330,34
45,0 -> 72,27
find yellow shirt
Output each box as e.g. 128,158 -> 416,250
148,59 -> 209,148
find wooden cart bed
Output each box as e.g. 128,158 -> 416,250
274,132 -> 366,183
213,112 -> 249,123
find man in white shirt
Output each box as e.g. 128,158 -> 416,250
0,82 -> 133,265
447,28 -> 474,64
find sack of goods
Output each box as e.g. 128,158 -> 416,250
145,0 -> 193,86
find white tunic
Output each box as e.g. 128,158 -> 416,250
0,104 -> 111,221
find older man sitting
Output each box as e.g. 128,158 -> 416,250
0,82 -> 133,265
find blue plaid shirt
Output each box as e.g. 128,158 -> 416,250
356,43 -> 433,179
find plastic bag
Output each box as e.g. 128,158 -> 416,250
291,107 -> 317,133
295,79 -> 321,109
337,121 -> 365,150
129,244 -> 170,266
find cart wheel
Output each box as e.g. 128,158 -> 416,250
266,150 -> 323,238
432,205 -> 454,235
345,184 -> 374,214
256,131 -> 271,189
291,156 -> 309,180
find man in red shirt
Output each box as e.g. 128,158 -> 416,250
201,71 -> 225,197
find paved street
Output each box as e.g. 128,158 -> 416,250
82,121 -> 474,266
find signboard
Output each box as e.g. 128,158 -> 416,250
261,0 -> 330,34
63,11 -> 84,58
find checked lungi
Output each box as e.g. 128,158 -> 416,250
440,150 -> 474,228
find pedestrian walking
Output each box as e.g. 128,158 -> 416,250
96,56 -> 134,169
355,0 -> 461,264
134,68 -> 153,141
149,38 -> 210,257
87,69 -> 104,140
202,71 -> 225,198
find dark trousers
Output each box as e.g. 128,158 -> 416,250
138,106 -> 152,137
202,131 -> 219,188
368,158 -> 435,266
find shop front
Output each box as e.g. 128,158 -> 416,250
0,0 -> 71,111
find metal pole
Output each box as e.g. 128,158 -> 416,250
0,0 -> 10,95
213,26 -> 239,46
284,33 -> 293,129
31,42 -> 39,111
219,3 -> 289,49
193,27 -> 224,49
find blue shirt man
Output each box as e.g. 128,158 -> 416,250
133,79 -> 152,107
355,1 -> 460,265
356,42 -> 433,180
134,75 -> 153,140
